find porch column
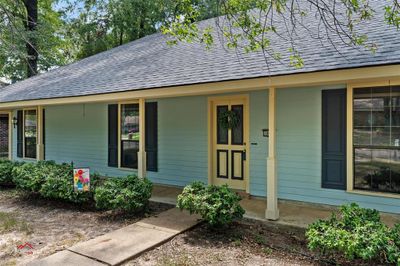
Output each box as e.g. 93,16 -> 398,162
265,87 -> 279,220
137,98 -> 146,178
37,105 -> 44,161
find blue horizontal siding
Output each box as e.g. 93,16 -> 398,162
249,90 -> 268,196
10,92 -> 267,193
276,87 -> 400,213
151,95 -> 208,186
44,104 -> 128,177
39,98 -> 210,185
9,86 -> 400,214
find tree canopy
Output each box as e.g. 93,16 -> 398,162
0,0 -> 399,81
162,0 -> 400,69
0,0 -> 70,81
0,0 -> 218,81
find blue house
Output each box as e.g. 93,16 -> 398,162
0,2 -> 400,220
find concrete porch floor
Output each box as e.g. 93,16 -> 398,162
151,184 -> 400,228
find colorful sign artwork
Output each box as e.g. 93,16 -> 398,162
17,242 -> 34,255
73,168 -> 90,192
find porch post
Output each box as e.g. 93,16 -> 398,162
37,105 -> 44,161
137,98 -> 146,178
265,87 -> 279,220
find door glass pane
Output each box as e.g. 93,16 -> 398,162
217,105 -> 228,144
24,110 -> 37,159
231,105 -> 243,145
0,115 -> 8,158
121,104 -> 139,168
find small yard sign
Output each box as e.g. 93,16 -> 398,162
73,168 -> 90,192
17,242 -> 34,255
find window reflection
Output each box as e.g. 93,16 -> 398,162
353,86 -> 400,194
120,104 -> 139,168
24,110 -> 37,159
231,105 -> 243,145
217,106 -> 228,144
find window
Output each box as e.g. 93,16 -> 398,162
0,114 -> 9,159
24,109 -> 37,159
120,104 -> 139,168
353,86 -> 400,193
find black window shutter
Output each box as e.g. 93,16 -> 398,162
108,104 -> 118,167
42,108 -> 45,160
322,89 -> 347,190
145,102 -> 158,172
17,110 -> 23,158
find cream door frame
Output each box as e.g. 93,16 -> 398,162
208,94 -> 250,193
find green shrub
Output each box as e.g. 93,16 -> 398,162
0,160 -> 23,185
177,182 -> 245,227
306,203 -> 400,264
12,160 -> 99,204
39,163 -> 99,204
386,224 -> 400,265
94,175 -> 152,212
12,161 -> 57,192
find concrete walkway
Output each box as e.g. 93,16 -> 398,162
28,208 -> 200,266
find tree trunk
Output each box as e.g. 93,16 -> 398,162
119,28 -> 124,46
23,0 -> 38,78
138,17 -> 145,38
137,3 -> 146,39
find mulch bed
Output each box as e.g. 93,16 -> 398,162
0,187 -> 386,266
127,219 -> 385,266
0,187 -> 173,266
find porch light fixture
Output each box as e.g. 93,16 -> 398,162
12,116 -> 18,128
262,129 -> 269,137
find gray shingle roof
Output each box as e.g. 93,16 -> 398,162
1,1 -> 399,103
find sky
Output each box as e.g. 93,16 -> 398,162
54,0 -> 85,20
